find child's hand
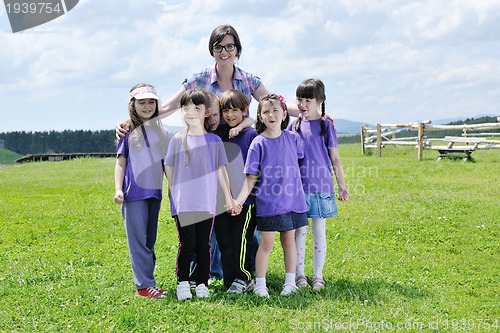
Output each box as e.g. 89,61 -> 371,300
326,114 -> 336,127
229,125 -> 242,138
230,202 -> 243,216
225,197 -> 235,213
338,185 -> 350,201
114,191 -> 124,204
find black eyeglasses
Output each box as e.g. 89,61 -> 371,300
212,44 -> 236,53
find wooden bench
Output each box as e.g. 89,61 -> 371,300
435,136 -> 485,162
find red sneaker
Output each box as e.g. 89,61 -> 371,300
136,286 -> 166,299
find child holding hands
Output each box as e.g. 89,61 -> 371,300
164,88 -> 237,301
214,90 -> 258,293
234,94 -> 308,298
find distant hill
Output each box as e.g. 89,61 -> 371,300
0,149 -> 22,165
433,114 -> 497,125
335,119 -> 372,135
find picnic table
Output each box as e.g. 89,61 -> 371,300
435,136 -> 485,163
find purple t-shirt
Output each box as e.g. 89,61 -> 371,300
216,125 -> 257,208
116,125 -> 172,202
244,130 -> 308,217
288,119 -> 338,194
165,132 -> 228,216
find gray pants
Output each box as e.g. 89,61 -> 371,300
122,198 -> 161,289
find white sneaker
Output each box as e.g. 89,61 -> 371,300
253,285 -> 270,298
195,283 -> 210,298
176,281 -> 192,301
280,283 -> 298,296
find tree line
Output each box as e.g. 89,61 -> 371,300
0,130 -> 116,155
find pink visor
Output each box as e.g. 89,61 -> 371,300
129,86 -> 158,101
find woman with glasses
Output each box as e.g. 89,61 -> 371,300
159,24 -> 271,135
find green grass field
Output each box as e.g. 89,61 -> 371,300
0,144 -> 498,332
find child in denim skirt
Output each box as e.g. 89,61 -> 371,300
288,78 -> 350,291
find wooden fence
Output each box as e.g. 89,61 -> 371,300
361,118 -> 500,161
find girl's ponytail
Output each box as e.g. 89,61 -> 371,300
320,102 -> 327,137
294,114 -> 303,132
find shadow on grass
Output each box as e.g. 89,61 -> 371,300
191,274 -> 432,310
328,277 -> 431,303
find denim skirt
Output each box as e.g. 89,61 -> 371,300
257,211 -> 308,232
305,192 -> 338,218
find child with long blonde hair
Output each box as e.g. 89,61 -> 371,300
114,83 -> 172,298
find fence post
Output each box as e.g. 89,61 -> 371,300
376,124 -> 382,157
417,122 -> 424,161
360,127 -> 365,155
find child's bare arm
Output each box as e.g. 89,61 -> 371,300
165,165 -> 173,193
328,147 -> 350,201
229,117 -> 255,138
217,165 -> 236,212
114,155 -> 127,204
236,174 -> 259,205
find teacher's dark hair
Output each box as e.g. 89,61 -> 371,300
209,25 -> 242,59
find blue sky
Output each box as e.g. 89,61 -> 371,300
1,0 -> 499,132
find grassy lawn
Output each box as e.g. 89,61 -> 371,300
0,144 -> 498,332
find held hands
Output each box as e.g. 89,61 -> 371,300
231,201 -> 243,216
225,197 -> 243,216
338,185 -> 350,202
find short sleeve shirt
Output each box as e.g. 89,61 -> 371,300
165,132 -> 228,216
182,64 -> 261,124
288,119 -> 338,193
116,126 -> 172,202
244,130 -> 308,217
182,64 -> 261,104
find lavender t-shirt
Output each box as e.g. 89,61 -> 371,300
116,125 -> 172,202
165,132 -> 228,216
244,130 -> 308,217
288,119 -> 338,194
